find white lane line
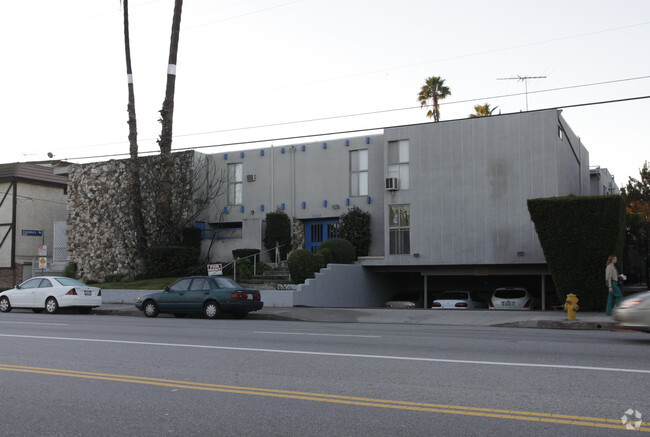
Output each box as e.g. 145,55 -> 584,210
255,331 -> 381,338
1,333 -> 648,375
0,321 -> 69,326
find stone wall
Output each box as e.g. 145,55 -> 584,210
67,152 -> 195,281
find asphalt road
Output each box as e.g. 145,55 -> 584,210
0,312 -> 648,436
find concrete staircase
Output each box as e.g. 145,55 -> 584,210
239,268 -> 291,289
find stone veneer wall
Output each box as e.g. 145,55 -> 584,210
67,152 -> 195,282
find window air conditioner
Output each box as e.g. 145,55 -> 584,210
246,174 -> 256,182
385,177 -> 398,191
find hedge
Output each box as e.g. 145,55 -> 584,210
527,195 -> 626,311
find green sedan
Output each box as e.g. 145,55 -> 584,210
135,276 -> 263,319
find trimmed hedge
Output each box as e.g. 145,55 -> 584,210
143,246 -> 199,278
287,249 -> 315,284
527,195 -> 626,311
318,238 -> 356,264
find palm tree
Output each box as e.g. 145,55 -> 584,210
122,0 -> 147,256
418,76 -> 451,122
157,0 -> 183,245
469,103 -> 499,118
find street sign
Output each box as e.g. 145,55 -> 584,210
39,245 -> 47,256
38,257 -> 47,269
207,264 -> 223,276
22,230 -> 43,237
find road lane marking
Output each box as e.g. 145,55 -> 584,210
0,364 -> 647,432
254,331 -> 381,338
0,321 -> 69,326
1,333 -> 649,375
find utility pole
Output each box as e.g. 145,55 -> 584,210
497,75 -> 546,111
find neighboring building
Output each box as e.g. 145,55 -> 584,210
0,163 -> 68,288
65,109 -> 596,307
590,166 -> 620,195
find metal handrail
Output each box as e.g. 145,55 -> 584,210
219,244 -> 287,282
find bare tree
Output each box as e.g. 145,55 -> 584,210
121,0 -> 147,257
157,0 -> 183,245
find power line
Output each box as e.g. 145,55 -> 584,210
56,95 -> 650,163
77,74 -> 650,149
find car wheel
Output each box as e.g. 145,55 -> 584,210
0,296 -> 11,313
32,309 -> 44,314
143,300 -> 159,318
45,297 -> 59,314
78,307 -> 92,314
203,301 -> 220,319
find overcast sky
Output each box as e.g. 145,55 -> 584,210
1,0 -> 648,185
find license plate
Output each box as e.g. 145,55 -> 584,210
84,290 -> 91,296
247,294 -> 253,300
502,301 -> 513,306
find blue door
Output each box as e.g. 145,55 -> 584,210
305,219 -> 340,253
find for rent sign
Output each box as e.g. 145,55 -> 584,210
207,264 -> 223,276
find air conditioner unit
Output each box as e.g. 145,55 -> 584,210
385,177 -> 398,191
246,174 -> 256,182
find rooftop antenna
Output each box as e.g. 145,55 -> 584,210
497,75 -> 546,111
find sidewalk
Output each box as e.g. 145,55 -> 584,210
95,289 -> 621,330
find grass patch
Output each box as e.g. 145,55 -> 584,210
100,277 -> 179,290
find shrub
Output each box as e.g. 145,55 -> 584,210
316,248 -> 331,269
318,238 -> 356,264
528,195 -> 626,311
143,246 -> 199,279
339,206 -> 371,257
287,249 -> 315,284
264,211 -> 292,260
103,274 -> 125,283
63,262 -> 77,279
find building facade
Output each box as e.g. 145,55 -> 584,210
0,163 -> 68,288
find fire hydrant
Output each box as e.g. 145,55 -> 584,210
564,293 -> 579,321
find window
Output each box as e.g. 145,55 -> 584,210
389,204 -> 410,255
350,149 -> 368,197
227,163 -> 243,205
388,140 -> 409,189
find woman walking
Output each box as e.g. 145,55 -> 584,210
605,255 -> 623,315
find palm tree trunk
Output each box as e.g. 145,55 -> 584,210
157,0 -> 183,245
122,0 -> 148,257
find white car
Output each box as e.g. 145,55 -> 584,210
613,291 -> 650,332
489,287 -> 535,310
432,291 -> 488,309
0,276 -> 102,314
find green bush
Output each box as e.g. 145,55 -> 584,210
103,274 -> 125,283
264,211 -> 292,260
528,195 -> 626,311
143,246 -> 199,279
287,249 -> 315,284
316,248 -> 331,270
339,206 -> 371,257
318,238 -> 356,264
63,262 -> 77,279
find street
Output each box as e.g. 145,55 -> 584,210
0,312 -> 648,436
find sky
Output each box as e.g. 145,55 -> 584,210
1,0 -> 649,186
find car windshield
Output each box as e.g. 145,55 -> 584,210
494,289 -> 526,299
214,277 -> 241,288
438,291 -> 469,300
53,278 -> 87,287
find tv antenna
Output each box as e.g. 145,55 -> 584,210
497,75 -> 546,111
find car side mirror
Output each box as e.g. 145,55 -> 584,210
164,286 -> 170,292
15,285 -> 21,290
